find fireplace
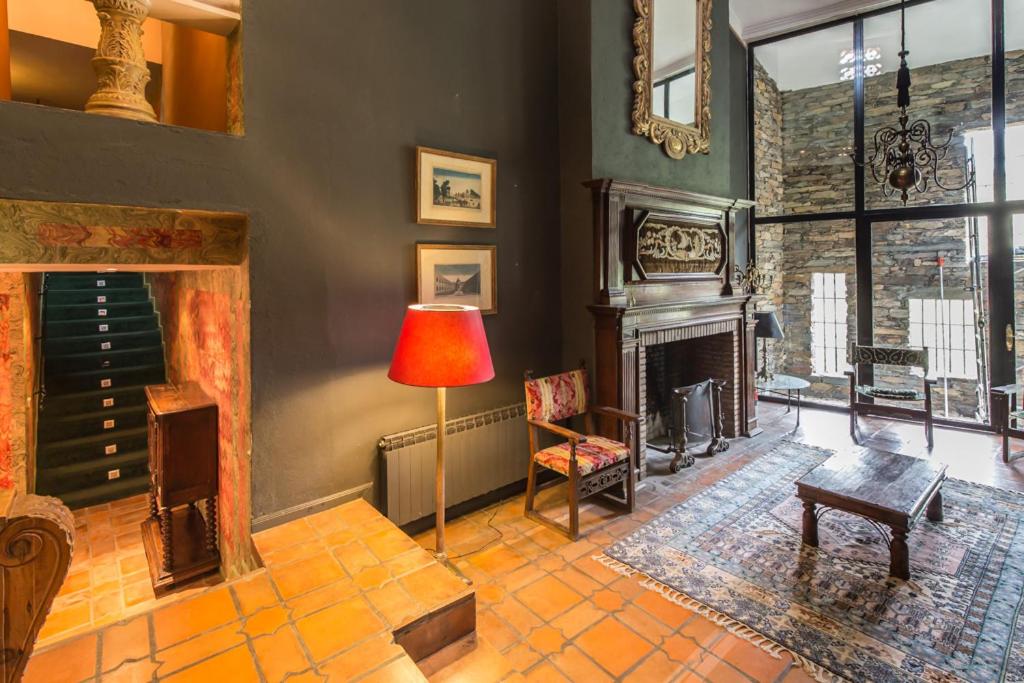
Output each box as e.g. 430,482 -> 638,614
645,331 -> 738,445
587,179 -> 758,477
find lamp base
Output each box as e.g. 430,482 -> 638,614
757,338 -> 775,383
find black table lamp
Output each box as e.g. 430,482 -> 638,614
753,311 -> 784,382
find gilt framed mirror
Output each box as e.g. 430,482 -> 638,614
631,0 -> 712,159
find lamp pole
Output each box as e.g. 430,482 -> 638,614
435,386 -> 446,559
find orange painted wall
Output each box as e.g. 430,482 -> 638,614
1,0 -> 12,100
160,24 -> 227,132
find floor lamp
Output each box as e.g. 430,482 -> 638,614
387,304 -> 494,560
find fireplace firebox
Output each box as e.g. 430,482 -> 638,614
586,179 -> 758,477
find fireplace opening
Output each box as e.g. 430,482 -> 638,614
643,331 -> 740,455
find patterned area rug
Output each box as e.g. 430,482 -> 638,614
602,441 -> 1024,682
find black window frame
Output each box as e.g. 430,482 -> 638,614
746,0 -> 1023,423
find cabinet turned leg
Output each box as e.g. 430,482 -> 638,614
149,488 -> 159,521
890,528 -> 910,580
160,508 -> 173,574
801,499 -> 819,547
205,497 -> 218,556
926,489 -> 944,522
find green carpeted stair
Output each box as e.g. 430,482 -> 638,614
36,272 -> 167,510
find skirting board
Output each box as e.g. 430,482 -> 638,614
251,482 -> 374,533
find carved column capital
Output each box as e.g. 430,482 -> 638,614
85,0 -> 157,122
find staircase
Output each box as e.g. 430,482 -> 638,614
36,272 -> 167,510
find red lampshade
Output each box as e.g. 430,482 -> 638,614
388,304 -> 495,388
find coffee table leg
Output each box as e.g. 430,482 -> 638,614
926,489 -> 943,522
889,527 -> 910,580
801,499 -> 819,547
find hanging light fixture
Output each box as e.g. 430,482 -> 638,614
866,0 -> 974,204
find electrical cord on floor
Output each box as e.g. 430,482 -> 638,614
424,504 -> 505,560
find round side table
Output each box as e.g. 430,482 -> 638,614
756,374 -> 811,427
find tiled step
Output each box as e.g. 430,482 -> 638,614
44,287 -> 150,306
38,426 -> 148,467
43,363 -> 165,395
44,314 -> 159,338
44,345 -> 165,375
41,386 -> 148,417
44,301 -> 156,321
57,474 -> 151,511
36,450 -> 150,498
45,273 -> 144,290
38,405 -> 147,444
44,329 -> 163,356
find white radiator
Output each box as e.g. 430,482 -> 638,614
379,403 -> 528,527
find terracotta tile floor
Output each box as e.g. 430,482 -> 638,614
38,493 -> 223,647
25,402 -> 1024,682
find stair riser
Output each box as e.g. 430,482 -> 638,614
45,302 -> 155,321
45,289 -> 150,306
45,348 -> 165,375
45,316 -> 159,338
38,460 -> 150,497
39,410 -> 148,444
42,387 -> 148,417
39,431 -> 148,466
46,274 -> 144,290
45,366 -> 166,396
44,330 -> 163,356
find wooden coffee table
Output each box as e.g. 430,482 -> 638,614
795,448 -> 947,580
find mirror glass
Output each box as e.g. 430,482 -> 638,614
651,0 -> 698,126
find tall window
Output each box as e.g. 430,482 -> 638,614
909,298 -> 978,380
811,273 -> 849,377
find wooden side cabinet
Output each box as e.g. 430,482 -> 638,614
142,382 -> 220,594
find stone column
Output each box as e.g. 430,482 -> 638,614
85,0 -> 157,122
0,0 -> 11,101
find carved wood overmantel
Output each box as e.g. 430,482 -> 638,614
585,179 -> 758,478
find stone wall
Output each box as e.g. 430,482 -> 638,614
753,51 -> 1024,420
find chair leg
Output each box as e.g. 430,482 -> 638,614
924,383 -> 935,449
848,372 -> 857,441
568,466 -> 580,541
524,454 -> 537,513
625,445 -> 637,514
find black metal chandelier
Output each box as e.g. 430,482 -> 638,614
866,0 -> 974,204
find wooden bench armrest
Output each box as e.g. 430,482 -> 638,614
527,419 -> 586,444
590,405 -> 641,424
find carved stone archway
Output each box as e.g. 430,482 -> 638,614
0,197 -> 255,577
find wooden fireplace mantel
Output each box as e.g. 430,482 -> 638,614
585,179 -> 759,477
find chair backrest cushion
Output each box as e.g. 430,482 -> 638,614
848,344 -> 929,374
525,369 -> 590,423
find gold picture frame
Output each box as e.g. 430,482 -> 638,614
631,0 -> 713,160
416,243 -> 498,315
415,147 -> 497,228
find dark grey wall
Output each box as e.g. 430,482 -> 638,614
558,0 -> 750,368
0,1 -> 563,520
589,0 -> 748,199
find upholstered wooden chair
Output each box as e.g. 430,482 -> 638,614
523,365 -> 639,540
846,344 -> 935,448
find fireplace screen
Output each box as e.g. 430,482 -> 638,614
650,379 -> 729,472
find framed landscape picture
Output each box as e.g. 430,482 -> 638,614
417,244 -> 497,315
416,147 -> 497,228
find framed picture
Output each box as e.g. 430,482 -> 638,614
416,147 -> 497,228
417,244 -> 497,315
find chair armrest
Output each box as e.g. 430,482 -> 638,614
844,370 -> 855,379
527,419 -> 586,444
924,377 -> 938,386
590,405 -> 641,424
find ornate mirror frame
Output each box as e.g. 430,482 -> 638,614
631,0 -> 713,160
